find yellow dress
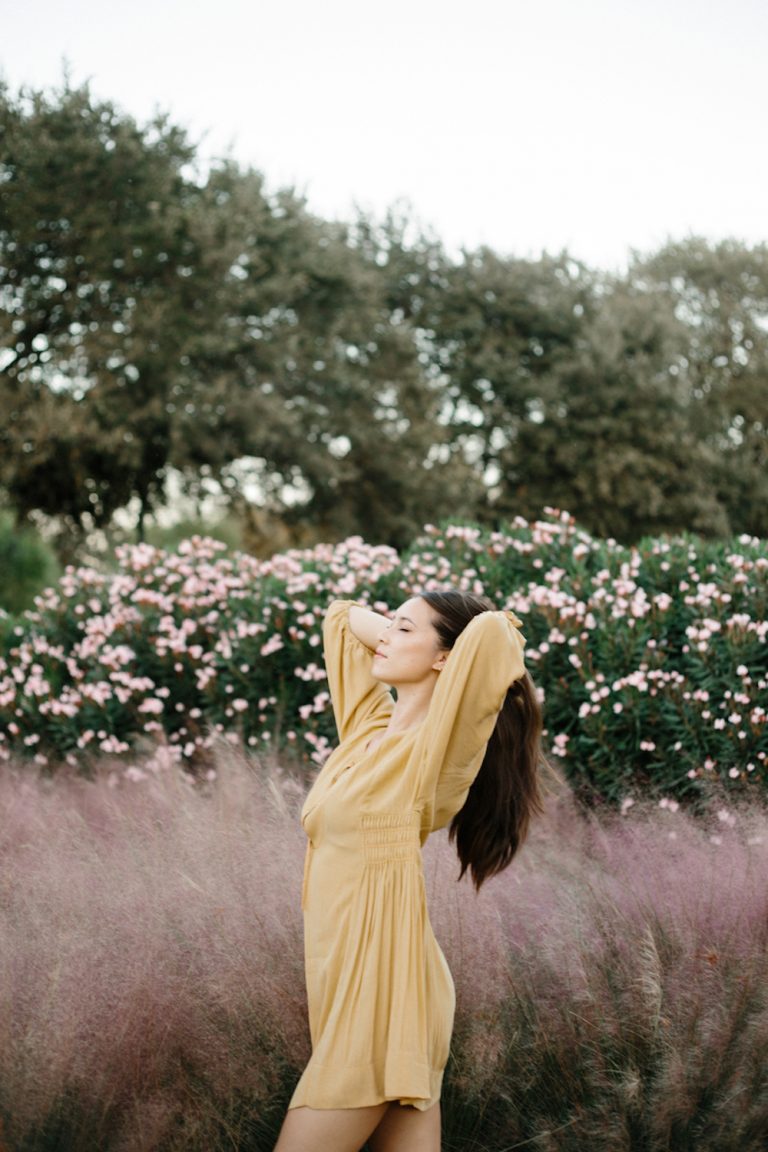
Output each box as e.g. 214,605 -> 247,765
289,599 -> 526,1112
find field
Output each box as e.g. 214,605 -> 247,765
1,748 -> 767,1151
1,513 -> 767,1150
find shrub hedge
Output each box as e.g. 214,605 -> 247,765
0,511 -> 765,806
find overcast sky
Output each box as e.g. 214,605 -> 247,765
2,0 -> 766,270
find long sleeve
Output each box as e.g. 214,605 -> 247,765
322,600 -> 393,743
414,610 -> 526,831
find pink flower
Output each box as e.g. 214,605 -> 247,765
138,699 -> 164,715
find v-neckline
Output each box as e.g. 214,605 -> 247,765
365,721 -> 423,755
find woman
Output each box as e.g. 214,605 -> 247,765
274,590 -> 544,1152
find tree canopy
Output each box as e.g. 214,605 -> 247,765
1,79 -> 766,554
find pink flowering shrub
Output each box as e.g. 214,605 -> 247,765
0,535 -> 401,775
0,510 -> 766,805
1,750 -> 767,1151
403,514 -> 767,804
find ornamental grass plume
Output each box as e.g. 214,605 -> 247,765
427,797 -> 768,1150
0,749 -> 308,1151
1,750 -> 768,1151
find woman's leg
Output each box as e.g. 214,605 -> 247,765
368,1102 -> 441,1152
273,1103 -> 389,1152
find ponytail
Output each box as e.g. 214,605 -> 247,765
449,671 -> 544,888
421,590 -> 545,889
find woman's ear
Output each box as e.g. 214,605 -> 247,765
432,652 -> 448,672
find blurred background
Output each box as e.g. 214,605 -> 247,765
1,0 -> 767,606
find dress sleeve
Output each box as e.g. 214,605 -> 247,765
414,610 -> 526,831
323,600 -> 393,743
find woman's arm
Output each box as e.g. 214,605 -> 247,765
413,611 -> 527,829
348,604 -> 390,652
322,601 -> 393,741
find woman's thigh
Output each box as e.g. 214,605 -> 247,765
368,1101 -> 441,1152
273,1103 -> 389,1152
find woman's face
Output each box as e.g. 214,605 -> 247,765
371,597 -> 447,687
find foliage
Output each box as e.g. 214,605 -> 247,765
401,515 -> 767,806
142,512 -> 245,555
0,83 -> 473,555
0,513 -> 59,614
635,237 -> 768,538
414,247 -> 596,510
1,752 -> 767,1151
2,81 -> 767,553
0,512 -> 765,807
510,281 -> 732,539
0,80 -> 200,544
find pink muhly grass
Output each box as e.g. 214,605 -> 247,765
426,798 -> 768,1150
0,750 -> 308,1151
1,753 -> 768,1151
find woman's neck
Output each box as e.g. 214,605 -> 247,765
386,679 -> 437,734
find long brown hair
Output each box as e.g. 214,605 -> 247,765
421,589 -> 545,889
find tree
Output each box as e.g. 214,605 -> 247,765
1,83 -> 479,553
415,247 -> 593,521
166,187 -> 476,549
4,82 -> 763,553
634,238 -> 768,537
511,281 -> 730,540
0,80 -> 206,548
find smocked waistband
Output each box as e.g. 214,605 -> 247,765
361,811 -> 421,863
